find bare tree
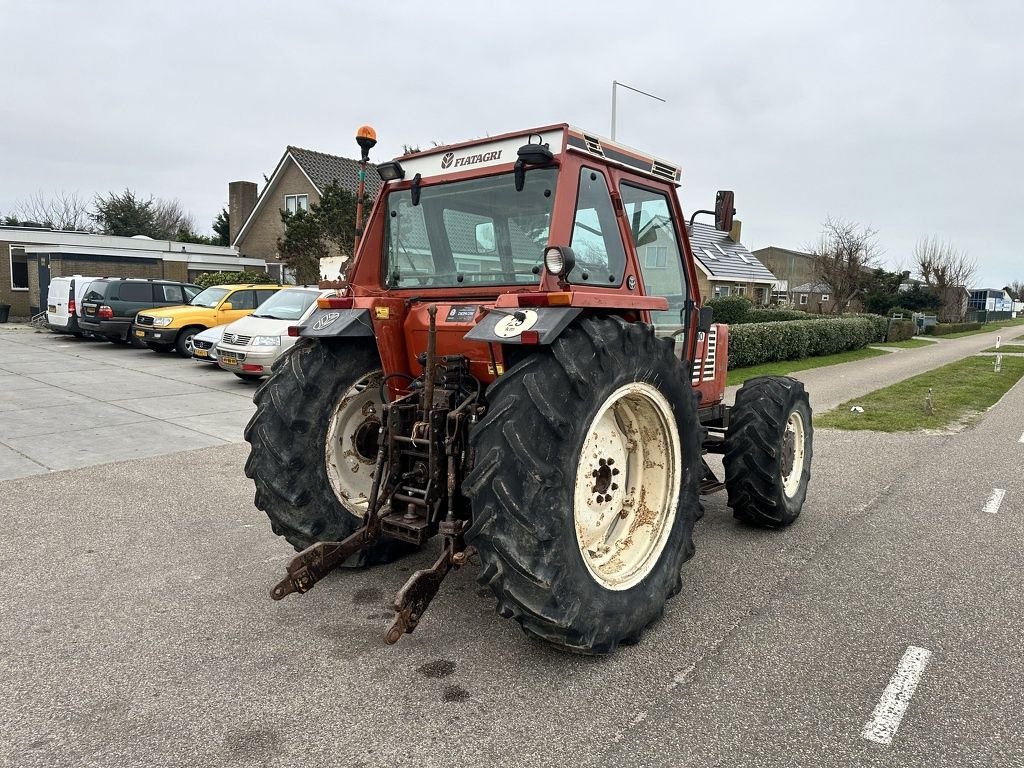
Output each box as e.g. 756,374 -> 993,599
1006,280 -> 1024,301
914,236 -> 976,322
152,198 -> 198,239
16,191 -> 93,231
808,218 -> 881,313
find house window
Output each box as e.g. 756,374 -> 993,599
714,285 -> 730,297
702,248 -> 718,261
9,246 -> 28,290
735,285 -> 746,296
284,194 -> 309,214
821,294 -> 830,302
644,246 -> 668,269
799,294 -> 808,305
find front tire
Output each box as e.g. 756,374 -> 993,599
175,326 -> 203,357
244,338 -> 413,564
723,376 -> 813,527
464,317 -> 701,654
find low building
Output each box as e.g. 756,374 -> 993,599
752,246 -> 818,303
968,288 -> 1013,313
688,221 -> 776,304
789,282 -> 837,314
0,226 -> 265,318
229,146 -> 382,281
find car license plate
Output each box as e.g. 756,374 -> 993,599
85,307 -> 95,315
135,330 -> 145,337
194,349 -> 208,358
221,354 -> 238,366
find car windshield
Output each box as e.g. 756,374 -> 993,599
251,289 -> 321,320
384,168 -> 557,288
189,287 -> 230,308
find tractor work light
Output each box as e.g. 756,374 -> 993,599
544,246 -> 576,277
376,161 -> 405,181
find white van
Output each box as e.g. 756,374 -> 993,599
46,275 -> 102,336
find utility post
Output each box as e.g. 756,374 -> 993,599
610,80 -> 666,141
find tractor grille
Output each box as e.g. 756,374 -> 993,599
583,134 -> 605,156
651,160 -> 680,181
691,327 -> 718,384
222,332 -> 252,346
136,315 -> 154,326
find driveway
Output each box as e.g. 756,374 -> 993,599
0,327 -> 256,480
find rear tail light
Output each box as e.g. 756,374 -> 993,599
241,364 -> 263,372
520,330 -> 540,345
98,306 -> 114,320
517,292 -> 572,307
317,297 -> 354,309
68,299 -> 76,315
287,326 -> 302,337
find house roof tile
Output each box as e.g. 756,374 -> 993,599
287,146 -> 382,198
689,222 -> 776,282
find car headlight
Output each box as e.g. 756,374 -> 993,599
152,317 -> 173,327
252,335 -> 281,346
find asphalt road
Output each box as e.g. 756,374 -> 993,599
1,324 -> 1023,767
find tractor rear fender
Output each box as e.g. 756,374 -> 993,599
463,307 -> 582,345
298,308 -> 376,339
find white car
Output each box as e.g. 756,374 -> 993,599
191,325 -> 226,364
216,287 -> 333,380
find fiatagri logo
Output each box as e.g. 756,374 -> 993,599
440,149 -> 502,171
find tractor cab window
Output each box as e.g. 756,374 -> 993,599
569,168 -> 625,286
620,183 -> 688,334
384,169 -> 557,288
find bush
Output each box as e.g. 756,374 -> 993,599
193,270 -> 275,289
926,322 -> 983,336
727,317 -> 877,369
888,306 -> 916,318
886,319 -> 917,342
706,295 -> 752,325
743,308 -> 814,324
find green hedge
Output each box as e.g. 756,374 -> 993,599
926,322 -> 983,336
705,295 -> 753,324
727,317 -> 878,369
743,308 -> 814,323
885,319 -> 917,342
193,270 -> 276,289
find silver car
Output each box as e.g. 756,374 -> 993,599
216,287 -> 333,380
191,325 -> 225,364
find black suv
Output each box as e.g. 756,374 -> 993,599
79,279 -> 202,344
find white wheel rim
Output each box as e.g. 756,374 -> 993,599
325,371 -> 385,518
573,382 -> 681,591
781,410 -> 806,498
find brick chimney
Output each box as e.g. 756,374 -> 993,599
228,181 -> 258,245
729,219 -> 742,243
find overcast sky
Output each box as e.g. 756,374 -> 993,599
1,0 -> 1020,287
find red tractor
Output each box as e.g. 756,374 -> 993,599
244,124 -> 812,654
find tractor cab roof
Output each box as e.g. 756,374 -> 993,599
392,124 -> 682,187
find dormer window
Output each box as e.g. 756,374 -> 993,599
284,194 -> 309,214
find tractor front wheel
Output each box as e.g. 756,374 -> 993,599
723,376 -> 813,527
244,339 -> 413,564
464,317 -> 701,654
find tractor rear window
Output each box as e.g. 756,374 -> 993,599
384,169 -> 557,288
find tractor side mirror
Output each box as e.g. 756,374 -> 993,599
698,306 -> 714,333
714,191 -> 735,232
475,222 -> 496,253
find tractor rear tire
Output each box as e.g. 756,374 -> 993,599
723,376 -> 813,527
244,338 -> 414,565
464,316 -> 701,654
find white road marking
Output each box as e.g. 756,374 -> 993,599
1018,431 -> 1024,444
862,646 -> 932,746
984,488 -> 1007,515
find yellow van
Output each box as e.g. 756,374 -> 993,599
132,283 -> 282,355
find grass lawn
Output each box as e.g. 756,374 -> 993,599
983,344 -> 1024,353
727,346 -> 888,386
871,338 -> 938,349
817,355 -> 1024,432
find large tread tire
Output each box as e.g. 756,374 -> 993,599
464,316 -> 702,654
244,338 -> 414,565
723,375 -> 813,527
